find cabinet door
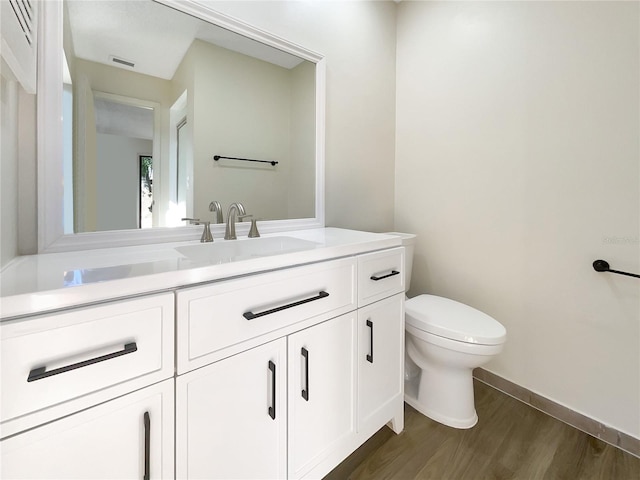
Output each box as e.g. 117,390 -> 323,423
358,294 -> 404,431
0,379 -> 174,479
288,313 -> 357,479
176,338 -> 287,479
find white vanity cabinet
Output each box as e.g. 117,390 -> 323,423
1,379 -> 174,480
0,230 -> 406,480
0,293 -> 176,479
175,258 -> 358,479
175,249 -> 404,480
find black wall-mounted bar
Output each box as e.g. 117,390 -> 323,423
593,259 -> 640,279
214,155 -> 278,166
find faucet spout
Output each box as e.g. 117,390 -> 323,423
225,202 -> 247,240
209,200 -> 223,224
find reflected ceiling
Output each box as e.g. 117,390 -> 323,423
66,0 -> 304,80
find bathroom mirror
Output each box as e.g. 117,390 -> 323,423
38,0 -> 325,252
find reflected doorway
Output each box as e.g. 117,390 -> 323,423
72,90 -> 160,232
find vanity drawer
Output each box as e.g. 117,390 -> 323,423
0,293 -> 174,426
357,247 -> 405,306
177,257 -> 357,373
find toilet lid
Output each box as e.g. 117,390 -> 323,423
405,295 -> 506,345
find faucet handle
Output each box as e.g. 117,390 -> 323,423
248,218 -> 260,238
183,218 -> 213,242
200,222 -> 213,243
238,214 -> 253,222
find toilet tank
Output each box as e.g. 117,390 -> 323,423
384,232 -> 416,291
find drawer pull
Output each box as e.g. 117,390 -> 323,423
370,270 -> 400,281
243,291 -> 330,320
366,319 -> 374,364
268,361 -> 276,420
27,342 -> 138,382
301,347 -> 309,401
144,411 -> 151,480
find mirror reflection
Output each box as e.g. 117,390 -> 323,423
63,0 -> 316,234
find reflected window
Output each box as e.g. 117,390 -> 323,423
139,155 -> 153,229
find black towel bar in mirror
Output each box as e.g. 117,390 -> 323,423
214,155 -> 278,166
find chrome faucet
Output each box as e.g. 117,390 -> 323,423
182,217 -> 213,243
209,201 -> 223,224
224,203 -> 252,240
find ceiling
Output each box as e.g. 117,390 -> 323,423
66,0 -> 304,80
94,98 -> 154,139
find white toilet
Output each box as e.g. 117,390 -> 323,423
387,232 -> 506,429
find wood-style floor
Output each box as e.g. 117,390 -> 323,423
326,380 -> 640,480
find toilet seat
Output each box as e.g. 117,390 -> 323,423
405,294 -> 506,346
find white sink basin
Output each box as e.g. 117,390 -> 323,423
175,236 -> 321,264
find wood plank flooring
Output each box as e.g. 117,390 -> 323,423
325,380 -> 640,480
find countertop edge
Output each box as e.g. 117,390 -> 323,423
0,229 -> 403,320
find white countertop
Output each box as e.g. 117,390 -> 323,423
0,228 -> 401,320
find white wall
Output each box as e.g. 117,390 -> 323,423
77,76 -> 97,232
199,1 -> 398,231
1,76 -> 19,267
186,40 -> 296,221
169,37 -> 317,224
395,1 -> 639,438
95,134 -> 152,231
1,70 -> 36,268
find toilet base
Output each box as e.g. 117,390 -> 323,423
404,371 -> 478,429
